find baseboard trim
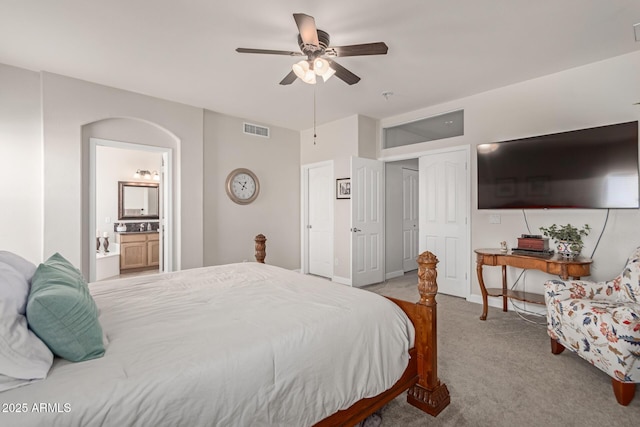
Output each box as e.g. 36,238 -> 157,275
385,270 -> 404,280
332,276 -> 352,286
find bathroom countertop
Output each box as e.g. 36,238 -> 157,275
116,230 -> 159,234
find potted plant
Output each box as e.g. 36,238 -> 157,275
539,223 -> 591,258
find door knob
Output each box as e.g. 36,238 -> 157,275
350,228 -> 362,232
307,225 -> 312,229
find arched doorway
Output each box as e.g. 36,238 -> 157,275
82,117 -> 178,282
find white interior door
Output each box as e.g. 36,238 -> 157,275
351,156 -> 384,287
402,168 -> 419,272
307,163 -> 333,278
419,149 -> 469,298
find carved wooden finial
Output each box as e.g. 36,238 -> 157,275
417,251 -> 439,305
254,234 -> 267,263
408,250 -> 450,416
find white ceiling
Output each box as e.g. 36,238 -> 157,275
1,1 -> 639,131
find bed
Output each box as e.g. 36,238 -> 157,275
0,250 -> 449,426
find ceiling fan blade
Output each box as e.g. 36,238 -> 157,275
279,70 -> 298,85
236,48 -> 302,56
326,42 -> 389,57
327,59 -> 360,85
293,13 -> 319,47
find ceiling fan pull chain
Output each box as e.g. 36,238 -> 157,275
313,86 -> 317,145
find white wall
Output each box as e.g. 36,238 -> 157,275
203,111 -> 300,269
379,50 -> 640,300
0,64 -> 42,264
41,72 -> 204,275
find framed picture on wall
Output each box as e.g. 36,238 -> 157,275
336,178 -> 351,199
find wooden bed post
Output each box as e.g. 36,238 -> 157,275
254,234 -> 266,263
407,251 -> 450,416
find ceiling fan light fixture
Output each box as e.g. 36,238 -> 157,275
321,67 -> 336,82
292,60 -> 317,84
238,13 -> 388,86
313,57 -> 329,75
292,60 -> 310,79
303,70 -> 317,84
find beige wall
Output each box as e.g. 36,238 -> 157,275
300,114 -> 359,165
300,115 -> 378,282
0,64 -> 42,264
2,64 -> 302,276
379,50 -> 640,302
203,111 -> 300,269
358,115 -> 378,160
86,120 -> 175,276
41,72 -> 204,275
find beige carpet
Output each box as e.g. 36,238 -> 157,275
363,272 -> 640,426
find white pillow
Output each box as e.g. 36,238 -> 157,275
0,251 -> 37,283
0,262 -> 53,392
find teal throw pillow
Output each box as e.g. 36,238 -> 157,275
26,253 -> 105,362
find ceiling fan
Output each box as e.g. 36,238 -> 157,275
236,13 -> 388,86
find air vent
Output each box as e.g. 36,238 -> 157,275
243,122 -> 270,138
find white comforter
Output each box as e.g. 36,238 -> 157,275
0,263 -> 414,427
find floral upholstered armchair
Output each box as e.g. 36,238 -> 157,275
544,247 -> 640,406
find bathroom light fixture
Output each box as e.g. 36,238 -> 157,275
133,169 -> 160,181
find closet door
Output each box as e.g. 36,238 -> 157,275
307,163 -> 333,278
402,168 -> 418,272
419,149 -> 469,298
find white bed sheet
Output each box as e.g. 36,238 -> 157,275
0,263 -> 414,427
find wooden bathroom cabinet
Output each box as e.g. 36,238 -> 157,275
117,232 -> 160,271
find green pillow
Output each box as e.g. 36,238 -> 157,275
26,253 -> 105,362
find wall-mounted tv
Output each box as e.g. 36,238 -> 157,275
477,121 -> 639,209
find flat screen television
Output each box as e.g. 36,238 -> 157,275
477,121 -> 639,209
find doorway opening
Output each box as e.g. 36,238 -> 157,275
89,138 -> 173,282
382,145 -> 470,299
384,159 -> 419,280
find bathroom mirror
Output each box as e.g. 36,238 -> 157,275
118,181 -> 160,220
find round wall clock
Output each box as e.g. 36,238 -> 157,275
225,168 -> 260,205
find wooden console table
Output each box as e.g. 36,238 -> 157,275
474,248 -> 592,320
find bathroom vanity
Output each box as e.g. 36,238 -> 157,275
117,231 -> 160,272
